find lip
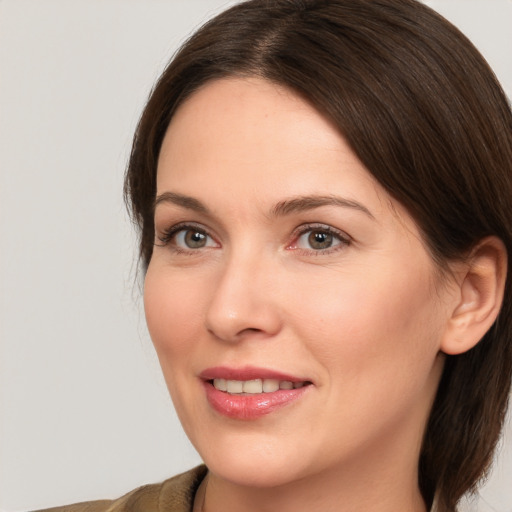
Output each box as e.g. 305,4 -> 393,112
199,365 -> 308,382
200,366 -> 312,420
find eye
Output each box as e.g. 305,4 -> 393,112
157,223 -> 218,251
289,224 -> 350,253
175,229 -> 212,249
301,230 -> 335,250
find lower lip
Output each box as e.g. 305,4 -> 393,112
203,381 -> 310,420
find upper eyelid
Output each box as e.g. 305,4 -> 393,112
292,223 -> 351,240
158,221 -> 213,237
153,202 -> 222,236
156,222 -> 216,246
161,221 -> 207,232
154,213 -> 225,240
288,223 -> 352,253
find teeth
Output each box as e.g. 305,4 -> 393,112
262,379 -> 279,392
213,378 -> 227,391
243,379 -> 262,393
213,378 -> 307,394
226,380 -> 243,393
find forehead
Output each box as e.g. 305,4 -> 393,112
160,77 -> 343,166
158,78 -> 375,197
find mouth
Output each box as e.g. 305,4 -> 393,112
211,378 -> 309,394
200,367 -> 313,419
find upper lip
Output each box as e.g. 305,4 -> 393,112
199,366 -> 309,383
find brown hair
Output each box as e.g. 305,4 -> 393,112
124,0 -> 512,509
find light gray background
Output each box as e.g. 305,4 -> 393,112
0,1 -> 511,511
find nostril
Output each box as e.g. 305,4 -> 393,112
243,327 -> 263,334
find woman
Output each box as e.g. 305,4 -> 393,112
43,0 -> 512,511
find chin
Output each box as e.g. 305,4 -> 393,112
188,426 -> 313,488
205,452 -> 308,488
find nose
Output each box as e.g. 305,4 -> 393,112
204,253 -> 282,343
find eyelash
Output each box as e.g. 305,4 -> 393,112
156,222 -> 217,253
289,223 -> 351,255
155,222 -> 351,255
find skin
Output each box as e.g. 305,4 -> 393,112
144,77 -> 463,512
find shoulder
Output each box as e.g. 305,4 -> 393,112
34,465 -> 208,512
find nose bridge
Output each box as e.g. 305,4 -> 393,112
205,245 -> 281,342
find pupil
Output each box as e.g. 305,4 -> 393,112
309,231 -> 332,249
185,230 -> 206,248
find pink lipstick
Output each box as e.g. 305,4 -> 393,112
200,366 -> 312,420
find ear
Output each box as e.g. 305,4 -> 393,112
441,236 -> 508,355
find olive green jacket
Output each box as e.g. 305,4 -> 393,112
36,466 -> 208,512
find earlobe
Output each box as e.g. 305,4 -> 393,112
441,236 -> 508,356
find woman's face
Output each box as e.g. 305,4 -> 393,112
145,77 -> 455,488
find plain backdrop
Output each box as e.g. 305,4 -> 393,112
1,1 -> 511,511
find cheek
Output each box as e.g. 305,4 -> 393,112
144,265 -> 205,365
285,260 -> 444,448
289,260 -> 441,383
143,264 -> 210,434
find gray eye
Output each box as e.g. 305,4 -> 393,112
307,230 -> 333,250
185,230 -> 207,248
293,226 -> 348,252
175,229 -> 214,249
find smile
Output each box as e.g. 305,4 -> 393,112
212,378 -> 306,394
200,367 -> 313,419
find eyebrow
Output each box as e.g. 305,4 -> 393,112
154,191 -> 210,214
270,195 -> 375,220
153,191 -> 374,220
